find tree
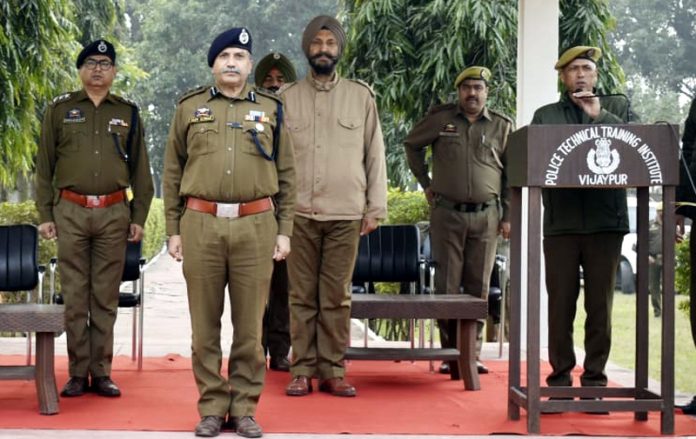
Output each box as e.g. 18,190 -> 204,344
608,0 -> 695,124
125,0 -> 339,194
0,0 -> 77,187
341,0 -> 625,188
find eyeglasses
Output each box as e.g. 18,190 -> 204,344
84,59 -> 113,70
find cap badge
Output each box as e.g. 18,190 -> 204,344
239,29 -> 249,45
98,41 -> 107,53
586,49 -> 595,57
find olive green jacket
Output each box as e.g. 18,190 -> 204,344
531,94 -> 630,236
36,90 -> 154,226
162,83 -> 296,237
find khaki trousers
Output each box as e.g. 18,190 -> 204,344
181,209 -> 276,417
287,217 -> 361,379
543,233 -> 623,387
54,199 -> 130,378
431,205 -> 499,351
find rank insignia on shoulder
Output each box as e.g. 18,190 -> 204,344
244,110 -> 269,123
443,123 -> 457,133
189,106 -> 215,123
63,108 -> 85,123
53,93 -> 72,105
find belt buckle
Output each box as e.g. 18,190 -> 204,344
86,195 -> 101,207
216,203 -> 240,218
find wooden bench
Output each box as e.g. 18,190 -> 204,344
346,294 -> 488,390
0,304 -> 65,415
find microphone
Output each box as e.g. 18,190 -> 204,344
573,91 -> 632,122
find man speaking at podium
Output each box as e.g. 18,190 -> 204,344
531,46 -> 629,397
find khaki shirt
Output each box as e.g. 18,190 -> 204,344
36,90 -> 154,226
163,83 -> 296,236
404,104 -> 512,220
280,74 -> 387,221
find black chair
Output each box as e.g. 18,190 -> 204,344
350,224 -> 433,349
51,240 -> 147,369
0,224 -> 46,364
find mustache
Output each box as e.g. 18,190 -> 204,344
222,67 -> 241,74
310,52 -> 338,63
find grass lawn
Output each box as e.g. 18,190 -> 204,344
573,291 -> 695,394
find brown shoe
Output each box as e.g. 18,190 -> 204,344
90,376 -> 121,397
286,375 -> 312,396
318,377 -> 356,397
60,376 -> 88,397
230,416 -> 263,438
195,416 -> 224,437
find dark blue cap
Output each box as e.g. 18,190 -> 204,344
76,40 -> 116,69
208,27 -> 252,67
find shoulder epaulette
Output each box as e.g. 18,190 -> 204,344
278,81 -> 298,95
255,88 -> 283,105
348,79 -> 375,97
50,92 -> 74,106
488,108 -> 514,125
112,94 -> 138,108
177,85 -> 209,104
427,103 -> 456,115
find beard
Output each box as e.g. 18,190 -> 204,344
266,86 -> 280,92
309,52 -> 339,75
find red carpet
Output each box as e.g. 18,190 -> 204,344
1,354 -> 695,435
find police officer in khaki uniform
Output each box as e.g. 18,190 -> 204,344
531,46 -> 628,397
163,28 -> 295,438
255,52 -> 297,372
36,39 -> 154,398
404,66 -> 512,376
282,16 -> 388,398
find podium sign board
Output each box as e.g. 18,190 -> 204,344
506,124 -> 678,434
507,124 -> 679,188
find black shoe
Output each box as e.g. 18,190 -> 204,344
90,376 -> 121,397
269,356 -> 290,372
581,397 -> 609,415
195,416 -> 224,437
438,362 -> 449,374
679,396 -> 696,415
60,376 -> 88,397
477,361 -> 489,374
229,416 -> 263,438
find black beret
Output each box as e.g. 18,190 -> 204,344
76,40 -> 116,69
208,27 -> 252,67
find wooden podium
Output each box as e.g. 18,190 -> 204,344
506,124 -> 679,434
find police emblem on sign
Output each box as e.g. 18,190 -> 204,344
587,137 -> 620,175
98,41 -> 107,53
239,29 -> 249,45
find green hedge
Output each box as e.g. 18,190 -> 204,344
675,237 -> 692,315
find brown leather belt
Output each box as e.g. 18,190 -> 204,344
186,196 -> 273,219
61,189 -> 126,208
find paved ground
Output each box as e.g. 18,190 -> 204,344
1,248 -> 693,438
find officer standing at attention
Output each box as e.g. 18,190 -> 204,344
531,46 -> 629,400
163,28 -> 295,438
282,15 -> 388,398
403,66 -> 512,376
36,39 -> 154,398
675,97 -> 696,415
255,52 -> 297,372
